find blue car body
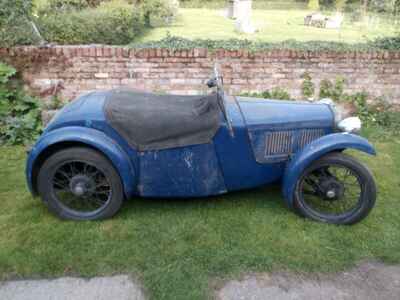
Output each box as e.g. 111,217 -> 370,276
26,91 -> 376,208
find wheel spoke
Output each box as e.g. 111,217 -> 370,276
299,163 -> 363,218
52,160 -> 111,214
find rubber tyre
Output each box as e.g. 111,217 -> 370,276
38,147 -> 124,221
293,152 -> 376,225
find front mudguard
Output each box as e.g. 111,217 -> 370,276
282,133 -> 376,208
26,126 -> 136,198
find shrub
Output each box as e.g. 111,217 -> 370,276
318,76 -> 400,130
0,63 -> 42,145
369,36 -> 400,50
44,0 -> 90,11
0,0 -> 41,47
308,0 -> 320,10
39,0 -> 110,13
133,35 -> 397,52
136,0 -> 179,27
38,3 -> 145,45
319,76 -> 345,101
345,93 -> 400,130
240,88 -> 292,100
301,72 -> 315,99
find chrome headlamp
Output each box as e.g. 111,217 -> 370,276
317,98 -> 361,134
337,117 -> 362,134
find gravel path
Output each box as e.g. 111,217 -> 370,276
1,262 -> 399,300
0,275 -> 145,300
217,261 -> 400,300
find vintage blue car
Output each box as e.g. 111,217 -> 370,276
26,66 -> 376,224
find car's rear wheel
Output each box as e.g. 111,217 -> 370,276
38,147 -> 124,220
293,152 -> 376,225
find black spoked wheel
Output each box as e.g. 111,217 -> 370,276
38,147 -> 124,221
53,161 -> 111,214
294,152 -> 376,225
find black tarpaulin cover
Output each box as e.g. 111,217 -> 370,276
104,89 -> 220,151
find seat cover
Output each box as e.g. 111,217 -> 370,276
104,89 -> 220,151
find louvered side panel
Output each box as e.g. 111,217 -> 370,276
297,129 -> 325,150
265,131 -> 293,156
248,128 -> 327,164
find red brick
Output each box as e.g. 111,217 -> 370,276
1,45 -> 399,105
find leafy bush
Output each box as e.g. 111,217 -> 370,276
301,72 -> 315,99
136,0 -> 179,27
319,76 -> 345,101
369,36 -> 400,50
308,0 -> 320,10
0,0 -> 42,47
39,0 -> 110,13
38,2 -> 145,45
0,63 -> 42,145
317,75 -> 400,130
132,35 -> 400,52
44,0 -> 90,11
344,93 -> 400,130
240,88 -> 292,100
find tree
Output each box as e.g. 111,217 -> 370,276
0,0 -> 33,27
362,0 -> 368,14
0,0 -> 43,47
335,0 -> 347,11
308,0 -> 320,10
395,0 -> 400,15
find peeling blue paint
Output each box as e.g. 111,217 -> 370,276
26,91 -> 376,207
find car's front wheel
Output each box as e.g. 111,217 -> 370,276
38,147 -> 124,221
293,152 -> 376,225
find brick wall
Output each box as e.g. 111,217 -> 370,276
1,46 -> 400,105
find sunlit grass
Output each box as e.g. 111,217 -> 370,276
139,8 -> 398,43
0,127 -> 399,299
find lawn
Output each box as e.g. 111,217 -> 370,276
0,127 -> 399,299
139,8 -> 399,44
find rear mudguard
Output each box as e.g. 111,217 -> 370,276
26,126 -> 136,198
282,133 -> 376,208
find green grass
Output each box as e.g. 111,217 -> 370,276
139,8 -> 398,44
0,127 -> 399,299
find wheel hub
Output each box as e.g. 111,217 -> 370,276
69,175 -> 95,197
319,177 -> 345,201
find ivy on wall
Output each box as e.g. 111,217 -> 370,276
131,35 -> 400,52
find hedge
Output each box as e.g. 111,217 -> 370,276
37,4 -> 145,45
131,35 -> 400,52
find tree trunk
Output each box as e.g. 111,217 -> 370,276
362,0 -> 368,15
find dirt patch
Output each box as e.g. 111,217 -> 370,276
217,261 -> 400,300
0,275 -> 145,300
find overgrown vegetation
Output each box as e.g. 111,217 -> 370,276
0,0 -> 42,47
0,63 -> 42,145
301,72 -> 315,99
37,1 -> 145,45
319,76 -> 346,101
1,0 -> 181,46
345,93 -> 400,131
240,87 -> 292,100
136,0 -> 179,28
312,74 -> 400,130
132,34 -> 400,51
40,0 -> 110,11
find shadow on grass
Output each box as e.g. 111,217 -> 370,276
119,184 -> 288,218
